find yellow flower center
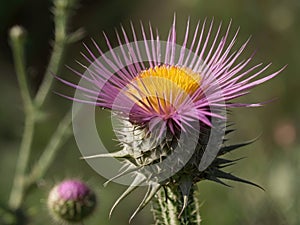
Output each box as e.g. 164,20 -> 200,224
126,65 -> 201,117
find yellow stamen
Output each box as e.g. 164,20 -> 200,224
126,65 -> 201,115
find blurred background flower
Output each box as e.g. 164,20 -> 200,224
0,0 -> 299,225
48,179 -> 97,223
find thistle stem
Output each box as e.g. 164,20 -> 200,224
151,186 -> 201,225
27,109 -> 72,186
8,26 -> 35,210
9,26 -> 32,112
8,112 -> 35,210
34,0 -> 73,108
8,0 -> 78,211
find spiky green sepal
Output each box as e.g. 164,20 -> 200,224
84,120 -> 262,221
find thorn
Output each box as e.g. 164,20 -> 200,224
104,164 -> 138,187
178,195 -> 188,218
109,175 -> 145,219
129,182 -> 161,223
178,175 -> 193,218
81,149 -> 129,159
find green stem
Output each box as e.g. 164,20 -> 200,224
34,0 -> 74,108
9,114 -> 35,210
151,186 -> 201,225
27,110 -> 72,186
8,26 -> 35,210
8,0 -> 78,211
9,26 -> 32,112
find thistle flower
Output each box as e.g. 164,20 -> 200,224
47,179 -> 96,223
59,17 -> 284,222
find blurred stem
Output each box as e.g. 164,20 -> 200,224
27,110 -> 72,186
8,0 -> 79,212
34,0 -> 75,108
151,186 -> 201,225
8,114 -> 35,210
8,26 -> 35,210
9,26 -> 32,112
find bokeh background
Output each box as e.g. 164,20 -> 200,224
0,0 -> 299,224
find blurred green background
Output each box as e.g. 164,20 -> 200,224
0,0 -> 299,224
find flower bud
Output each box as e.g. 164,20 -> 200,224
47,179 -> 96,223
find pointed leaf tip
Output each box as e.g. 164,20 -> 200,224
219,137 -> 260,156
129,182 -> 161,223
178,195 -> 188,219
215,170 -> 264,190
178,176 -> 193,218
82,149 -> 129,160
109,175 -> 145,219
